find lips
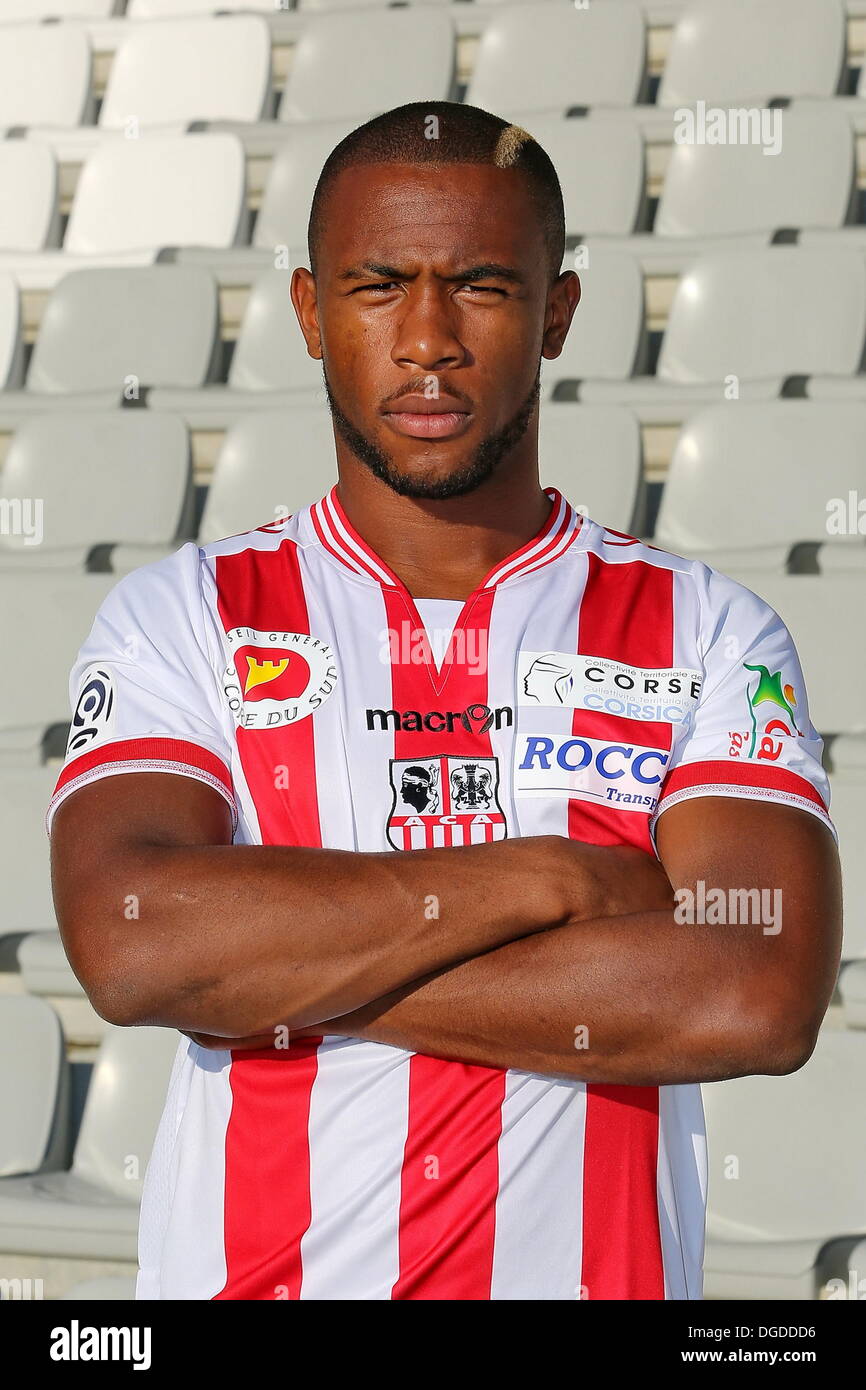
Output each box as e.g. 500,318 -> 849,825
381,394 -> 473,440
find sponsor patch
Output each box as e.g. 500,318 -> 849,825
223,627 -> 337,729
518,650 -> 702,724
387,755 -> 507,849
515,733 -> 670,811
740,662 -> 803,762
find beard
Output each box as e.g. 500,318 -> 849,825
322,367 -> 541,500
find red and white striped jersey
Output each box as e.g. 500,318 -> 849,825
47,488 -> 834,1301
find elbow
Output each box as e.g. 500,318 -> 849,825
58,915 -> 164,1030
730,996 -> 823,1078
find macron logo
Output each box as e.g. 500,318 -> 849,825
50,1321 -> 152,1371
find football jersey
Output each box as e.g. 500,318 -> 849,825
46,487 -> 835,1302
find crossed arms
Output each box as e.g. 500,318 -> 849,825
50,772 -> 842,1086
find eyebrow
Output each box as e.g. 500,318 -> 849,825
336,261 -> 525,285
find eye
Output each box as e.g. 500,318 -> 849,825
353,281 -> 400,294
459,284 -> 507,297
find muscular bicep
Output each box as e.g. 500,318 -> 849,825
50,773 -> 233,989
655,797 -> 842,1032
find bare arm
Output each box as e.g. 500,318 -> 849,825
49,772 -> 671,1036
280,800 -> 842,1085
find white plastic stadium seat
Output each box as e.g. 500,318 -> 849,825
27,15 -> 270,164
0,572 -> 116,763
0,266 -> 219,425
0,1 -> 117,17
0,765 -> 60,963
590,107 -> 855,278
0,998 -> 69,1177
128,0 -> 274,13
517,115 -> 646,240
199,406 -> 338,543
0,1024 -> 179,1261
0,412 -> 193,569
0,135 -> 247,292
177,118 -> 358,273
538,404 -> 644,533
149,267 -> 323,429
0,144 -> 59,253
657,107 -> 854,238
659,0 -> 845,108
655,403 -> 866,575
467,1 -> 647,116
278,9 -> 455,123
0,24 -> 92,132
827,736 -> 866,964
0,274 -> 23,391
60,1277 -> 137,1299
17,932 -> 83,998
581,249 -> 866,420
703,1027 -> 866,1299
542,250 -> 646,394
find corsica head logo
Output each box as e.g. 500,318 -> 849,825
68,667 -> 114,754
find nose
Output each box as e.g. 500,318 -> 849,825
391,284 -> 468,374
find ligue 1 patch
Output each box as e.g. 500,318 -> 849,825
222,628 -> 337,730
67,664 -> 116,755
517,650 -> 703,725
387,755 -> 507,849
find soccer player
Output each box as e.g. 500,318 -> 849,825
48,103 -> 842,1301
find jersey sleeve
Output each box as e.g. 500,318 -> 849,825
650,566 -> 835,842
46,542 -> 237,836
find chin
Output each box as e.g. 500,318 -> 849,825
379,457 -> 492,501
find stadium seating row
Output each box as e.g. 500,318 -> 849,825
0,1 -> 861,138
6,251 -> 866,435
2,107 -> 865,302
2,391 -> 866,576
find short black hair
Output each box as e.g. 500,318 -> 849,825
307,101 -> 566,282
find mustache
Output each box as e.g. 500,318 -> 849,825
379,376 -> 474,411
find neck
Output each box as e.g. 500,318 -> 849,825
333,459 -> 553,600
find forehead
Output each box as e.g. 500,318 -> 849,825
317,161 -> 547,271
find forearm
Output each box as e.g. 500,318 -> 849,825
65,833 -> 569,1036
306,909 -> 822,1085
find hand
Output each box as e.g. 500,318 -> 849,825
543,836 -> 675,924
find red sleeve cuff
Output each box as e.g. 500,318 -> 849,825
652,758 -> 835,837
46,737 -> 237,835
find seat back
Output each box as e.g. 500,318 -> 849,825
0,997 -> 69,1177
72,1025 -> 180,1201
0,22 -> 91,128
538,404 -> 644,533
659,0 -> 846,108
0,143 -> 58,252
200,407 -> 337,543
545,249 -> 645,386
657,402 -> 866,554
656,107 -> 854,239
100,15 -> 270,130
65,134 -> 246,255
280,8 -> 454,123
658,249 -> 866,385
0,412 -> 192,555
468,0 -> 646,113
28,266 -> 219,394
229,268 -> 324,394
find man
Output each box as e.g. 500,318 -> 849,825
49,102 -> 841,1301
